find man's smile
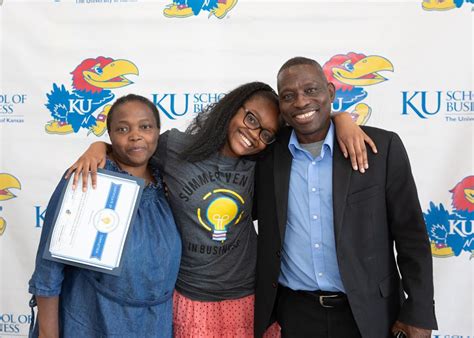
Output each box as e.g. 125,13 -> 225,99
293,109 -> 318,123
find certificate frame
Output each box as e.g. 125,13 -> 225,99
43,168 -> 145,276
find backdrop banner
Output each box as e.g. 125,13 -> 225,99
0,1 -> 472,336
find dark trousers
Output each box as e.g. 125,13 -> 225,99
276,285 -> 362,338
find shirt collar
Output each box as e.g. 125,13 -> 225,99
288,121 -> 334,159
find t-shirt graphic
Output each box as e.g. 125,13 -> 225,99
155,129 -> 257,301
198,188 -> 244,242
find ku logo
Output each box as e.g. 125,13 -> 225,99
0,173 -> 21,236
197,189 -> 244,242
323,52 -> 394,125
422,0 -> 473,10
401,91 -> 442,119
45,57 -> 139,136
163,0 -> 237,18
424,176 -> 474,259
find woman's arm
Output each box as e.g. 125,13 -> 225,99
332,112 -> 378,173
65,141 -> 111,191
36,296 -> 60,338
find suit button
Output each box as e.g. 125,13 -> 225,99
276,250 -> 281,258
272,282 -> 277,288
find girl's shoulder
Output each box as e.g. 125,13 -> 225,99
161,128 -> 192,154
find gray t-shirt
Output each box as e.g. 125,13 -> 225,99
155,129 -> 257,301
300,140 -> 324,158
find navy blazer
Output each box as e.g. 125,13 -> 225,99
254,126 -> 437,338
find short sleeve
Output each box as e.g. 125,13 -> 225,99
28,174 -> 69,297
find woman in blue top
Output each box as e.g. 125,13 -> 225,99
29,94 -> 181,338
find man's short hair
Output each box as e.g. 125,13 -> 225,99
278,57 -> 323,76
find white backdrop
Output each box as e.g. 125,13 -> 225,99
0,0 -> 473,336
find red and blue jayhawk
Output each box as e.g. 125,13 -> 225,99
422,0 -> 471,11
424,176 -> 474,258
45,57 -> 138,136
0,173 -> 21,236
163,0 -> 237,18
323,52 -> 393,125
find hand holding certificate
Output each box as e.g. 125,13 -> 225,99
44,169 -> 144,275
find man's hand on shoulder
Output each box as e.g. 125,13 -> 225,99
392,320 -> 431,338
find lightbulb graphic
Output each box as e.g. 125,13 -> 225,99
197,189 -> 245,242
207,197 -> 238,241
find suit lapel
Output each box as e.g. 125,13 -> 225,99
273,128 -> 292,245
332,138 -> 352,244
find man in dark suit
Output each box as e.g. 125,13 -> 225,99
254,57 -> 437,338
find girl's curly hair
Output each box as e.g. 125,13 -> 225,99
180,81 -> 279,162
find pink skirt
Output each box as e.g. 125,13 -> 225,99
173,291 -> 280,338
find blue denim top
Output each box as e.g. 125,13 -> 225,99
29,159 -> 181,337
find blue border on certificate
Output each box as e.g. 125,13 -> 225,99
42,168 -> 145,276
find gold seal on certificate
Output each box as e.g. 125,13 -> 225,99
94,209 -> 120,234
44,169 -> 144,275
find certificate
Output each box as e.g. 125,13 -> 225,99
43,169 -> 144,275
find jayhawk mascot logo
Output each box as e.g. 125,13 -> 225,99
164,0 -> 237,18
0,174 -> 21,236
322,53 -> 393,125
422,0 -> 473,10
45,57 -> 139,136
424,176 -> 474,259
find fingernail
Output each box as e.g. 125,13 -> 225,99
365,164 -> 369,169
360,168 -> 365,173
344,153 -> 348,158
353,165 -> 358,171
72,184 -> 76,190
92,184 -> 97,189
